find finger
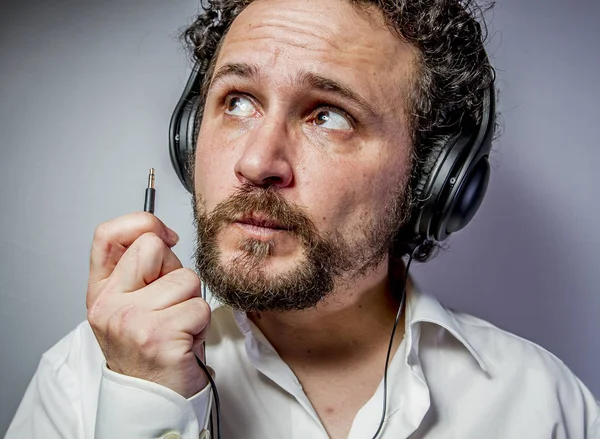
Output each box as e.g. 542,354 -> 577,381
133,268 -> 202,311
158,296 -> 211,337
109,232 -> 183,293
87,233 -> 183,308
89,212 -> 180,285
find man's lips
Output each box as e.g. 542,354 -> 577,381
235,214 -> 290,230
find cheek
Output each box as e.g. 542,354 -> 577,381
194,125 -> 239,210
302,149 -> 408,231
294,156 -> 390,230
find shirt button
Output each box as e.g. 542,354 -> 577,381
199,430 -> 211,439
162,433 -> 182,439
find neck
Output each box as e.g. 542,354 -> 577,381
248,257 -> 408,366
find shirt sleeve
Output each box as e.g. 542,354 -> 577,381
95,364 -> 213,439
6,343 -> 214,439
5,352 -> 84,438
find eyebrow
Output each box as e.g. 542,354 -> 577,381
210,62 -> 378,117
211,62 -> 260,86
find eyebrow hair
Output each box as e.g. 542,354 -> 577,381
211,62 -> 261,87
297,70 -> 377,117
210,62 -> 378,117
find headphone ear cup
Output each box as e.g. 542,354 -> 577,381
169,94 -> 200,193
444,156 -> 490,235
415,133 -> 489,242
407,84 -> 495,245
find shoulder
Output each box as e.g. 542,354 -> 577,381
445,307 -> 599,423
409,289 -> 584,385
448,308 -> 576,380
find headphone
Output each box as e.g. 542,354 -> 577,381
169,63 -> 496,245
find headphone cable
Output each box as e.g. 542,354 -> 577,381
195,353 -> 222,439
197,283 -> 222,439
370,250 -> 416,439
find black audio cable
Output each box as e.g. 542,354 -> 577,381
195,353 -> 222,439
143,169 -> 222,439
370,249 -> 416,439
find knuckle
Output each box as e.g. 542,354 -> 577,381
178,268 -> 201,290
188,298 -> 211,335
136,212 -> 165,235
87,306 -> 102,332
93,222 -> 112,245
87,293 -> 109,328
101,305 -> 161,360
85,290 -> 96,311
87,303 -> 101,326
137,210 -> 159,225
192,297 -> 211,319
132,324 -> 159,352
138,232 -> 167,252
106,304 -> 135,337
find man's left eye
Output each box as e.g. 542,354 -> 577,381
225,95 -> 256,117
312,109 -> 352,131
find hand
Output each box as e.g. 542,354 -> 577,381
86,212 -> 210,398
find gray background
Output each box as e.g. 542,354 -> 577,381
1,0 -> 598,435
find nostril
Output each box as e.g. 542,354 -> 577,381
259,176 -> 283,188
233,148 -> 294,188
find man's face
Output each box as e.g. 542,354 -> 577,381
193,0 -> 416,311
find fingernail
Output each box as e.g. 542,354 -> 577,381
167,228 -> 180,244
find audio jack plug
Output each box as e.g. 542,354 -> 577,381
144,168 -> 156,214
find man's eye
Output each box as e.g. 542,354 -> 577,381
312,109 -> 352,131
225,95 -> 256,117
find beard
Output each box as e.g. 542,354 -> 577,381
193,183 -> 410,312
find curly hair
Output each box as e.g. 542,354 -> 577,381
181,0 -> 496,262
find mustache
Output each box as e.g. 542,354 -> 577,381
198,184 -> 320,244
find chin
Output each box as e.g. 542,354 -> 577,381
218,227 -> 304,264
224,246 -> 302,273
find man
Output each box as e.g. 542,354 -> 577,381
6,0 -> 599,437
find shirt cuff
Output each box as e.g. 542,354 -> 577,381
95,363 -> 213,439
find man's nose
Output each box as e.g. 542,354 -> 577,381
234,118 -> 294,188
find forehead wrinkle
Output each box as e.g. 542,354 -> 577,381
226,2 -> 388,60
246,20 -> 345,54
220,0 -> 414,79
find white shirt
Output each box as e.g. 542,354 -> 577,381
6,286 -> 600,439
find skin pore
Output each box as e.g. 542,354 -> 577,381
193,0 -> 418,437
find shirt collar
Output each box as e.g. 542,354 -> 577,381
208,279 -> 489,373
404,283 -> 489,373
